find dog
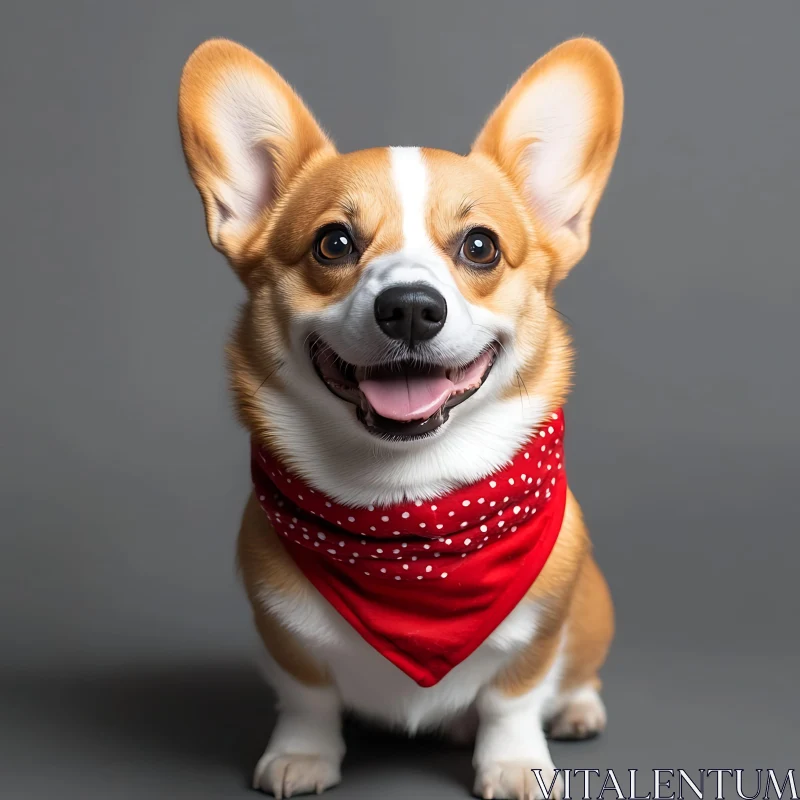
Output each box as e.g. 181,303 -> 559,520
179,36 -> 622,800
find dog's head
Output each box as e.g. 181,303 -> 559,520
179,38 -> 622,504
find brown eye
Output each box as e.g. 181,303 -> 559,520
314,226 -> 354,263
461,229 -> 499,267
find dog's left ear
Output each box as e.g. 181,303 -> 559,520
472,38 -> 623,276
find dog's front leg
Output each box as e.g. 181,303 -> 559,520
253,652 -> 345,798
473,638 -> 564,800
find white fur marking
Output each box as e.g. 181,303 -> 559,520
390,147 -> 430,256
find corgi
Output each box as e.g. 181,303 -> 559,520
179,36 -> 623,800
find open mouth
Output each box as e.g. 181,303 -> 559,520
310,338 -> 497,439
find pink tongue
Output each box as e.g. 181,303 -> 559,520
358,374 -> 454,421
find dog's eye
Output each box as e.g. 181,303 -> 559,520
314,226 -> 355,263
461,230 -> 499,267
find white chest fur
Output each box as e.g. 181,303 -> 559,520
258,581 -> 544,733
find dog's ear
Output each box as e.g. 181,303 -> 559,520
472,38 -> 623,277
179,39 -> 334,277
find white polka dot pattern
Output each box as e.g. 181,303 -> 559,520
251,410 -> 566,583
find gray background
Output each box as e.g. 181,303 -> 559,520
1,1 -> 798,797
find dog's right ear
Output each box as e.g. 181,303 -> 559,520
178,39 -> 334,278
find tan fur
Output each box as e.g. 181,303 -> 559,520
559,550 -> 615,693
237,493 -> 331,687
179,35 -> 622,774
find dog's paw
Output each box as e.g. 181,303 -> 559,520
253,752 -> 341,798
547,686 -> 606,741
474,761 -> 563,800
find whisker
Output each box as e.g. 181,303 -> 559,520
250,366 -> 279,397
548,305 -> 574,327
516,370 -> 530,403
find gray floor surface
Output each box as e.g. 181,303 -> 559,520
2,643 -> 796,799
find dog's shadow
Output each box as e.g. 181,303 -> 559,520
29,660 -> 474,792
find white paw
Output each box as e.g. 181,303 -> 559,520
547,686 -> 606,741
474,761 -> 564,800
253,752 -> 341,798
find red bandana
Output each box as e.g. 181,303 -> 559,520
251,410 -> 567,687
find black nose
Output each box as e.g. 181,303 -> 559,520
374,284 -> 447,345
